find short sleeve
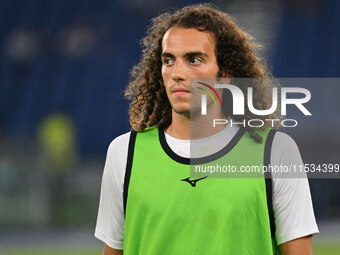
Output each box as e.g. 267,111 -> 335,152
271,131 -> 319,245
94,132 -> 130,249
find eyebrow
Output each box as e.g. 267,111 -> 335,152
161,51 -> 209,59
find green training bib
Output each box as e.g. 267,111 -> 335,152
123,126 -> 280,255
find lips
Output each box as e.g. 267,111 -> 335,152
172,87 -> 190,95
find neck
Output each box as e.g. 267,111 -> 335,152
165,107 -> 227,140
166,110 -> 191,140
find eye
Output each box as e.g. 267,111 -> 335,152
190,57 -> 202,65
163,58 -> 174,66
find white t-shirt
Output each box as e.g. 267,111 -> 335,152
95,125 -> 319,250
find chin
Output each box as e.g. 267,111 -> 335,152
173,105 -> 202,118
172,105 -> 190,115
173,107 -> 190,114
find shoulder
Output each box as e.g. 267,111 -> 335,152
101,131 -> 132,188
270,130 -> 304,178
271,130 -> 302,166
257,128 -> 297,149
107,131 -> 131,157
107,126 -> 158,155
272,131 -> 299,150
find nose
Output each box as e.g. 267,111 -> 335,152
171,60 -> 188,82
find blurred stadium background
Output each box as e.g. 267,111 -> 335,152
0,0 -> 339,254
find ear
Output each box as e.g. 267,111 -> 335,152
220,70 -> 232,84
221,70 -> 232,78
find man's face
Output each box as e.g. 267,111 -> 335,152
161,27 -> 220,116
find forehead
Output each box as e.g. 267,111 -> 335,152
162,27 -> 215,55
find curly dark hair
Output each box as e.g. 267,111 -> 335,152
124,3 -> 281,142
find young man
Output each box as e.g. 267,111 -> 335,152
95,4 -> 319,255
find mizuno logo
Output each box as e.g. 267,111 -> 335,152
181,176 -> 208,187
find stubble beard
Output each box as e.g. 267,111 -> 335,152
173,108 -> 191,118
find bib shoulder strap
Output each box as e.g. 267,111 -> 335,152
264,129 -> 277,238
123,130 -> 137,217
